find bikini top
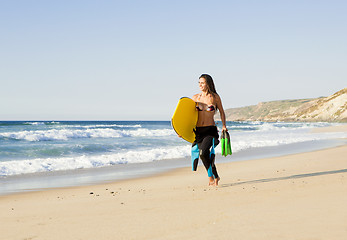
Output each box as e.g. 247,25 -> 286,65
196,103 -> 216,112
195,93 -> 216,112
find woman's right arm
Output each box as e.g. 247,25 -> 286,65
215,94 -> 228,131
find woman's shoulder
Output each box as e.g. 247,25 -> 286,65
211,93 -> 221,101
192,93 -> 200,101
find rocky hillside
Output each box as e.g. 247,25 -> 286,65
222,88 -> 347,122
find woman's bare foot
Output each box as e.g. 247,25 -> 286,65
214,177 -> 220,186
208,176 -> 215,186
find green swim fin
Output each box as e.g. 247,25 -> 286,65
225,130 -> 232,155
221,130 -> 226,156
221,130 -> 232,156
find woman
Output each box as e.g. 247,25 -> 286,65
192,74 -> 228,186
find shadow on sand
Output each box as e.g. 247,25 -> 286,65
220,168 -> 347,188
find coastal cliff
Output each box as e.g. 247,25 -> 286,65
222,88 -> 347,122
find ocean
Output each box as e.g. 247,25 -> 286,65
1,121 -> 346,194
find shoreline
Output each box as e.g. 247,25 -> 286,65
1,138 -> 345,196
1,141 -> 347,239
1,123 -> 346,196
0,123 -> 347,195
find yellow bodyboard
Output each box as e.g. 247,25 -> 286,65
171,97 -> 198,143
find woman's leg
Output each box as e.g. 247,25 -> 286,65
198,136 -> 219,183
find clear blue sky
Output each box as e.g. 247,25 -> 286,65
1,0 -> 346,120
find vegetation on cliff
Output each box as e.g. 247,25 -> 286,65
222,88 -> 347,122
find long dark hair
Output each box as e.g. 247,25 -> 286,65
199,74 -> 217,95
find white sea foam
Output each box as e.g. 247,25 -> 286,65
248,122 -> 332,132
1,128 -> 346,177
0,128 -> 175,141
24,122 -> 45,125
94,124 -> 142,128
1,121 -> 346,177
0,145 -> 191,176
65,124 -> 142,128
216,128 -> 347,154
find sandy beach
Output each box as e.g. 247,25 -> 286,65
1,125 -> 347,240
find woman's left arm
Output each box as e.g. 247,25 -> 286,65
215,94 -> 228,131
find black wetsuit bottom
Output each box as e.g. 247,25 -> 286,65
193,126 -> 219,178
